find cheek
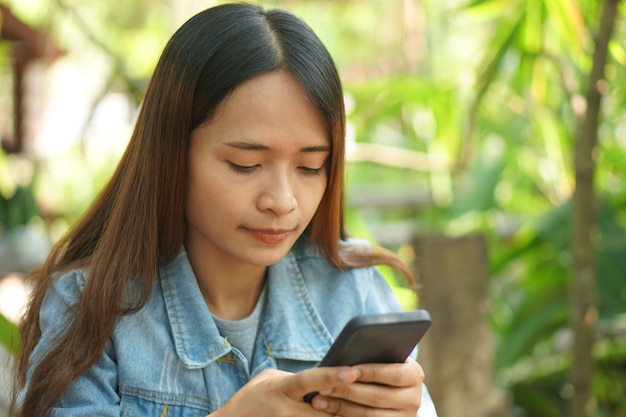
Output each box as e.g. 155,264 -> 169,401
185,165 -> 225,217
301,180 -> 328,216
186,168 -> 253,220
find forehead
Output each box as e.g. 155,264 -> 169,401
200,71 -> 330,148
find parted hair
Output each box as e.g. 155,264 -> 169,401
12,3 -> 413,416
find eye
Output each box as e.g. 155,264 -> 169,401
299,166 -> 324,175
228,162 -> 259,174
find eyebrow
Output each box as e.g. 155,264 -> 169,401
225,142 -> 330,152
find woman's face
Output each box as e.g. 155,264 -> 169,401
185,71 -> 330,270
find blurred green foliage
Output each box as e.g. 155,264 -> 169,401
0,309 -> 20,355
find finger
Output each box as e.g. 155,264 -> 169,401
312,395 -> 405,417
354,360 -> 424,387
281,366 -> 360,401
317,381 -> 421,410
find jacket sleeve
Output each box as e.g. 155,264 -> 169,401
22,270 -> 121,416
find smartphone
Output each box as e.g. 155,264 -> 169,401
303,309 -> 431,402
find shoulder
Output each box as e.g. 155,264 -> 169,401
286,236 -> 402,317
27,268 -> 87,366
43,268 -> 88,309
289,236 -> 376,287
289,235 -> 374,259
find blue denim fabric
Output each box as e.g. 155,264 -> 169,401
25,237 -> 437,416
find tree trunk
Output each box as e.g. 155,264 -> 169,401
413,234 -> 508,417
570,1 -> 618,417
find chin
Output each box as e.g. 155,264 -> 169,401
246,248 -> 292,267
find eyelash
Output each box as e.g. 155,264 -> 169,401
228,162 -> 258,174
227,162 -> 323,176
300,167 -> 323,175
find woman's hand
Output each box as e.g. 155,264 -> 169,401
310,359 -> 425,417
212,366 -> 360,417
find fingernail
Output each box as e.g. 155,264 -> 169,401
338,369 -> 355,382
319,388 -> 333,395
314,398 -> 328,409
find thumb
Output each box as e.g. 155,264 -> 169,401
284,366 -> 360,401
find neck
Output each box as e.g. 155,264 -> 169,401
186,246 -> 267,321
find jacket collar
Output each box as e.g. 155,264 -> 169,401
159,249 -> 229,369
159,245 -> 332,369
260,248 -> 333,362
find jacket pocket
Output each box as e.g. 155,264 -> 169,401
120,389 -> 210,417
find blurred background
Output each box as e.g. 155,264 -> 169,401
0,0 -> 625,416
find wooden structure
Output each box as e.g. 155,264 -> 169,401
0,4 -> 63,153
413,234 -> 509,417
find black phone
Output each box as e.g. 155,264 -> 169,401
303,309 -> 431,402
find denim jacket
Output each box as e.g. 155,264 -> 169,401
26,238 -> 438,416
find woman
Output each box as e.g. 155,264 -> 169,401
12,3 -> 438,416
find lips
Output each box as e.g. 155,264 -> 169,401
244,227 -> 295,244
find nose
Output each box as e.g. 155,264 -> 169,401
256,171 -> 297,215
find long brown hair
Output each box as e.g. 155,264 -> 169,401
12,3 -> 414,416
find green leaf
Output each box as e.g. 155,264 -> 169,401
0,312 -> 20,356
496,297 -> 569,369
450,135 -> 506,215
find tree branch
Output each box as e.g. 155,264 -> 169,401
570,1 -> 619,417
